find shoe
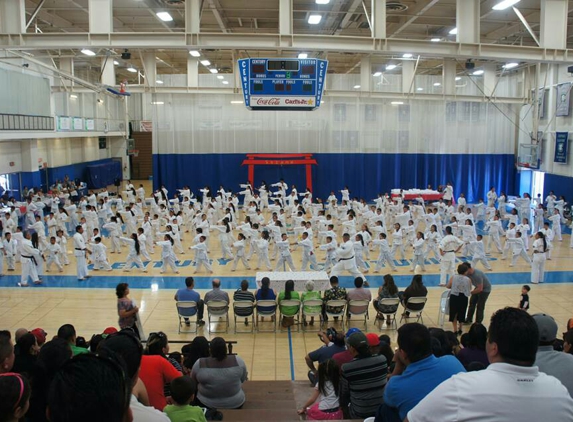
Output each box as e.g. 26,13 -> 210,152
244,319 -> 249,326
18,282 -> 29,287
197,320 -> 205,326
185,320 -> 191,326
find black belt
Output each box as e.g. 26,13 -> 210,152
444,250 -> 455,253
75,248 -> 85,251
22,255 -> 37,265
339,256 -> 355,261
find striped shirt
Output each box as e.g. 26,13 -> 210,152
233,289 -> 255,316
340,354 -> 388,418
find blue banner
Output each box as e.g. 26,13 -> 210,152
555,132 -> 569,164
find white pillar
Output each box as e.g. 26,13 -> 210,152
279,0 -> 292,36
187,57 -> 199,88
456,0 -> 479,44
143,52 -> 157,88
402,60 -> 415,94
0,0 -> 25,33
443,60 -> 457,95
60,57 -> 74,88
185,0 -> 201,33
483,63 -> 497,97
101,56 -> 116,86
371,0 -> 386,38
360,57 -> 371,92
540,0 -> 568,49
89,0 -> 113,33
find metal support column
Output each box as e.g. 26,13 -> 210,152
89,0 -> 113,34
371,0 -> 386,38
540,0 -> 568,49
279,0 -> 293,36
456,0 -> 480,44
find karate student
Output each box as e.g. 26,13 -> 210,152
136,228 -> 151,261
45,236 -> 63,273
73,225 -> 91,281
485,215 -> 504,253
231,233 -> 251,271
329,233 -> 366,281
391,223 -> 405,261
254,231 -> 272,271
540,222 -> 554,260
190,236 -> 213,274
497,192 -> 507,217
516,218 -> 531,250
46,213 -> 58,238
501,222 -> 517,260
120,233 -> 147,273
372,232 -> 396,272
468,234 -> 492,271
533,203 -> 544,233
56,229 -> 69,265
545,191 -> 556,216
19,231 -> 41,286
296,231 -> 317,271
548,209 -> 563,241
438,226 -> 464,286
156,234 -> 180,274
89,237 -> 112,271
31,215 -> 48,251
486,187 -> 497,207
509,231 -> 531,267
103,217 -> 122,254
0,239 -> 3,276
409,231 -> 426,272
531,232 -> 548,284
211,219 -> 234,259
3,233 -> 15,271
425,224 -> 442,260
319,235 -> 337,272
353,233 -> 369,273
275,233 -> 296,271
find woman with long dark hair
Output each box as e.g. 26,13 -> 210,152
399,273 -> 428,315
120,233 -> 146,273
255,276 -> 277,318
374,274 -> 399,325
278,279 -> 301,326
457,322 -> 489,369
116,282 -> 140,336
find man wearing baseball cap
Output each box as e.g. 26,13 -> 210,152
332,328 -> 360,366
31,328 -> 47,347
339,331 -> 387,419
533,313 -> 573,397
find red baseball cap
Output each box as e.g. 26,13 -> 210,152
366,333 -> 380,347
103,327 -> 118,335
31,328 -> 47,346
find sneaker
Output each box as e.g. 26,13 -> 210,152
197,320 -> 206,326
185,320 -> 191,326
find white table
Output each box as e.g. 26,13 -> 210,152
255,271 -> 330,292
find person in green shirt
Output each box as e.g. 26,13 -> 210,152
57,324 -> 88,356
164,376 -> 207,422
278,280 -> 301,326
302,280 -> 322,326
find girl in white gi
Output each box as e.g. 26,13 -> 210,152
46,213 -> 58,238
340,187 -> 350,203
410,232 -> 426,272
254,231 -> 272,271
509,231 -> 531,267
497,192 -> 507,217
540,223 -> 554,260
501,222 -> 517,260
31,215 -> 48,251
45,236 -> 63,273
231,233 -> 251,271
3,232 -> 15,271
403,220 -> 416,247
136,228 -> 151,261
460,220 -> 477,256
319,235 -> 338,272
486,187 -> 497,207
372,232 -> 395,272
474,199 -> 486,227
211,218 -> 234,259
545,191 -> 556,216
120,207 -> 138,238
103,217 -> 123,254
555,196 -> 567,221
19,231 -> 41,286
485,215 -> 504,253
141,216 -> 154,254
533,203 -> 544,233
353,233 -> 369,273
298,231 -> 318,271
359,225 -> 372,260
516,218 -> 531,250
391,223 -> 405,261
258,183 -> 270,210
89,237 -> 112,271
55,229 -> 69,265
191,235 -> 213,274
548,209 -> 563,241
155,234 -> 179,274
425,224 -> 442,260
120,234 -> 147,273
468,234 -> 492,270
531,231 -> 548,284
275,233 -> 296,271
167,221 -> 185,254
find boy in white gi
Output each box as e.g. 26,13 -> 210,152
190,236 -> 213,274
45,236 -> 63,272
90,237 -> 113,271
231,233 -> 251,271
372,232 -> 396,272
509,231 -> 532,267
468,234 -> 492,270
275,233 -> 296,271
298,231 -> 318,271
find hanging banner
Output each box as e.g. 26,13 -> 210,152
538,88 -> 546,119
556,83 -> 572,117
554,132 -> 569,164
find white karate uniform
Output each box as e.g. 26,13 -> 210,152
531,238 -> 547,284
254,238 -> 272,270
73,232 -> 89,280
329,240 -> 366,280
548,214 -> 562,241
90,242 -> 112,271
469,239 -> 491,270
45,243 -> 63,272
439,235 -> 464,286
298,237 -> 318,271
485,220 -> 504,253
3,239 -> 15,270
275,239 -> 296,271
120,237 -> 146,272
103,222 -> 122,253
372,238 -> 396,271
509,237 -> 531,267
20,238 -> 40,286
391,229 -> 405,260
231,239 -> 250,271
156,240 -> 179,273
411,238 -> 426,271
191,242 -> 213,273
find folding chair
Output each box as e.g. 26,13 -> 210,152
279,299 -> 301,332
323,299 -> 347,329
347,299 -> 370,330
376,298 -> 400,330
206,300 -> 229,333
176,301 -> 198,334
233,301 -> 255,334
255,300 -> 277,332
399,297 -> 428,324
438,290 -> 451,328
302,299 -> 323,332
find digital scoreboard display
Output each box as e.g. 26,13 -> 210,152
238,58 -> 328,111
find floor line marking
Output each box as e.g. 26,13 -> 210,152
287,326 -> 295,381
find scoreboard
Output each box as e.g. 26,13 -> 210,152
238,58 -> 328,111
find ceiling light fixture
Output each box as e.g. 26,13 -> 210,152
189,50 -> 201,57
81,49 -> 95,56
70,94 -> 78,99
353,85 -> 361,89
200,60 -> 211,66
316,0 -> 330,4
97,99 -> 104,104
209,68 -> 218,74
217,75 -> 224,79
222,81 -> 229,85
156,11 -> 173,22
430,37 -> 441,42
402,53 -> 413,58
433,82 -> 441,86
127,67 -> 137,73
492,0 -> 520,11
472,69 -> 484,75
298,53 -> 308,59
308,14 -> 322,24
416,87 -> 424,91
113,60 -> 119,65
386,64 -> 397,70
455,76 -> 462,81
231,100 -> 243,104
449,27 -> 458,35
391,101 -> 404,105
503,62 -> 519,69
373,72 -> 382,77
151,101 -> 164,105
156,80 -> 164,84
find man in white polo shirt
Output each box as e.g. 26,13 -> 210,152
406,307 -> 573,422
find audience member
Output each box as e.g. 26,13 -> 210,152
406,308 -> 573,421
533,313 -> 573,397
298,359 -> 343,420
366,333 -> 382,355
428,328 -> 452,357
30,328 -> 47,347
376,323 -> 465,422
374,274 -> 399,325
233,279 -> 256,325
456,323 -> 489,369
255,276 -> 277,318
164,376 -> 207,422
0,372 -> 31,422
191,337 -> 248,409
47,354 -> 132,422
322,276 -> 347,321
15,328 -> 29,343
306,328 -> 345,384
463,263 -> 492,324
12,332 -> 38,377
182,336 -> 210,372
347,277 -> 371,315
339,331 -> 387,419
56,324 -> 88,356
399,273 -> 428,315
278,279 -> 301,327
175,277 -> 205,326
302,280 -> 322,326
564,329 -> 573,355
116,283 -> 141,336
447,264 -> 472,335
332,328 -> 360,367
204,279 -> 230,312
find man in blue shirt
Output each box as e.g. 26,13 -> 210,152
375,323 -> 465,422
174,277 -> 205,326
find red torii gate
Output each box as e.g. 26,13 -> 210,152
241,153 -> 318,192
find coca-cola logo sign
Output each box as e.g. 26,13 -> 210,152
251,96 -> 315,107
256,97 -> 281,105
